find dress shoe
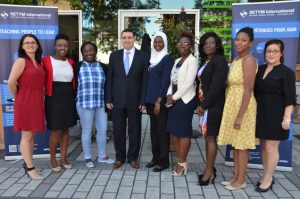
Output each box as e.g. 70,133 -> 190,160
172,161 -> 187,176
129,161 -> 140,169
255,182 -> 273,192
221,180 -> 233,186
50,164 -> 61,172
146,161 -> 156,168
49,160 -> 61,172
198,167 -> 217,186
113,161 -> 123,169
198,173 -> 216,186
256,178 -> 275,192
153,165 -> 168,172
60,161 -> 72,169
256,177 -> 275,187
198,175 -> 216,186
225,182 -> 247,191
23,162 -> 43,180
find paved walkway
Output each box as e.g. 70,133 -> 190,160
0,114 -> 300,198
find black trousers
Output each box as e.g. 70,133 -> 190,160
112,108 -> 141,162
147,103 -> 170,167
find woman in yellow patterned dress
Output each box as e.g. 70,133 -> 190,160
218,27 -> 258,190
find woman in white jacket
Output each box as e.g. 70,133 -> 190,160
166,32 -> 199,176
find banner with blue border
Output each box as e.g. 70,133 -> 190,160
0,4 -> 58,159
226,1 -> 300,171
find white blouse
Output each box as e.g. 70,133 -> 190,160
51,56 -> 73,82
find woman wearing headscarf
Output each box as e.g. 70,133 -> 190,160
146,32 -> 174,172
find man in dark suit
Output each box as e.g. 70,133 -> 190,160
106,29 -> 148,169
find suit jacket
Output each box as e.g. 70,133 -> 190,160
146,55 -> 174,104
197,54 -> 228,134
106,48 -> 148,109
167,54 -> 199,104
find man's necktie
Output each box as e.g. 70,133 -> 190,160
124,51 -> 130,75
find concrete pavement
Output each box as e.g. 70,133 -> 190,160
0,114 -> 300,198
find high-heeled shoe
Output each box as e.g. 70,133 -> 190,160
198,167 -> 217,186
255,181 -> 274,192
23,162 -> 27,174
256,177 -> 275,187
172,161 -> 187,176
213,167 -> 217,175
23,162 -> 43,180
256,178 -> 275,192
198,174 -> 216,186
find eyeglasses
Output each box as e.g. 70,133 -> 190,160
177,42 -> 191,47
23,42 -> 37,46
266,50 -> 281,55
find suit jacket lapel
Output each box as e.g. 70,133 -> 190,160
201,54 -> 215,76
119,49 -> 127,76
179,53 -> 191,75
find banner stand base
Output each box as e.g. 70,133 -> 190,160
225,161 -> 292,172
5,153 -> 61,161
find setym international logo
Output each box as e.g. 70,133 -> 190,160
1,11 -> 52,19
1,11 -> 9,19
240,10 -> 248,18
244,8 -> 295,17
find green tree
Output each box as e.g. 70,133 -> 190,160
0,0 -> 34,4
156,16 -> 193,59
195,0 -> 237,60
1,0 -> 159,53
70,0 -> 159,53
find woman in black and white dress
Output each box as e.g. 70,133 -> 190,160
43,33 -> 77,172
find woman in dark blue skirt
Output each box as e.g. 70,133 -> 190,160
166,32 -> 198,176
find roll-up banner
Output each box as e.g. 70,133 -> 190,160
226,1 -> 300,172
0,4 -> 58,160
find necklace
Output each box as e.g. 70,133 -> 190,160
205,59 -> 211,64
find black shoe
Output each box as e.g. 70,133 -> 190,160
23,162 -> 43,180
153,165 -> 168,172
198,167 -> 217,186
256,177 -> 275,187
198,173 -> 216,186
23,162 -> 27,174
146,161 -> 156,168
213,167 -> 217,176
255,182 -> 274,192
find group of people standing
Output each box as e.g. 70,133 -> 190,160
8,33 -> 114,179
139,26 -> 295,193
196,27 -> 295,192
7,26 -> 295,193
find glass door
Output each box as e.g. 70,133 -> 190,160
118,9 -> 200,57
